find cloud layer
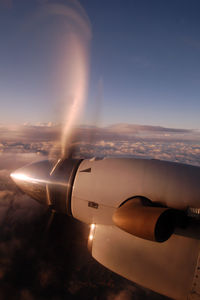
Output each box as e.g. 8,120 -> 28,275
1,123 -> 200,166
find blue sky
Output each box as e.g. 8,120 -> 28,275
0,0 -> 200,129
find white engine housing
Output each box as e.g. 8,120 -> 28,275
71,157 -> 200,225
71,157 -> 200,299
89,224 -> 200,300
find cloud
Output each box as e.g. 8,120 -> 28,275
106,123 -> 196,135
0,123 -> 199,167
0,124 -> 60,142
107,287 -> 136,300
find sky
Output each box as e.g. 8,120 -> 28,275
0,0 -> 200,129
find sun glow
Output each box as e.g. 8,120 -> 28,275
10,173 -> 30,181
89,223 -> 96,241
10,172 -> 41,184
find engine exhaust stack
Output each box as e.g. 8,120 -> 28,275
113,197 -> 184,242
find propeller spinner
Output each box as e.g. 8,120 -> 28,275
11,158 -> 82,214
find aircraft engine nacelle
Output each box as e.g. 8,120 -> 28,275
11,157 -> 200,241
71,157 -> 199,232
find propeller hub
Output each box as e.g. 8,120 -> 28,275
11,158 -> 82,214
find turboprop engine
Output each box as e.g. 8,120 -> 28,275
11,157 -> 200,241
11,157 -> 200,300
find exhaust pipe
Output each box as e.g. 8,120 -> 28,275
113,197 -> 185,242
